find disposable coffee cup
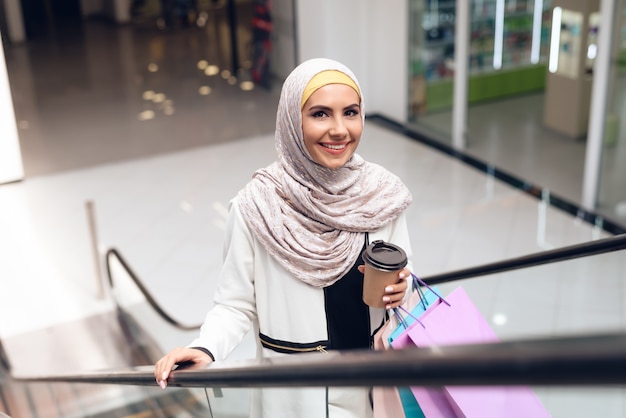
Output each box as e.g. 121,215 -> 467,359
361,240 -> 408,308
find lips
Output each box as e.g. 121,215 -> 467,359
320,143 -> 348,152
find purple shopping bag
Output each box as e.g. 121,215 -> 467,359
406,286 -> 551,418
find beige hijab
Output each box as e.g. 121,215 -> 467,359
238,58 -> 412,287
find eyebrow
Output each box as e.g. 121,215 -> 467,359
306,103 -> 360,111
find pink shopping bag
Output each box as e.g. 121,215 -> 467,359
389,297 -> 456,418
406,286 -> 551,418
372,318 -> 408,418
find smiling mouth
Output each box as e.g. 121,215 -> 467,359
320,143 -> 348,150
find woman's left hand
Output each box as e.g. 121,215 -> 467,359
382,268 -> 409,309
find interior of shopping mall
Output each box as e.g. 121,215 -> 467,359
1,0 -> 625,417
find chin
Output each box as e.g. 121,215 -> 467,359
321,159 -> 350,169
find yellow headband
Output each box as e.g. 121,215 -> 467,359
301,70 -> 361,109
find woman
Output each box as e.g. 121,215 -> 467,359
154,58 -> 414,417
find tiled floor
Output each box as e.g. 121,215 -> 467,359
1,13 -> 625,418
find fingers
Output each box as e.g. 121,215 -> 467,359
382,269 -> 410,309
154,347 -> 213,389
382,287 -> 405,309
154,349 -> 179,389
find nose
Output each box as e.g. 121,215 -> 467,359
329,116 -> 348,138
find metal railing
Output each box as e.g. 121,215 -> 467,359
421,233 -> 626,285
105,248 -> 202,330
91,233 -> 626,393
13,331 -> 626,388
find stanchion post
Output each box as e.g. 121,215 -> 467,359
85,199 -> 105,299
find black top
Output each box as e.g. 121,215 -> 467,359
323,240 -> 371,350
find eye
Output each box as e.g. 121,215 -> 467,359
311,110 -> 328,118
345,108 -> 360,117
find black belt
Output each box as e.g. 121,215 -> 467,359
259,332 -> 328,354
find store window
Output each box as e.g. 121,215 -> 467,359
407,0 -> 626,231
408,0 -> 553,122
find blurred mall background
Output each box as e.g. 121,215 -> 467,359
1,1 -> 626,416
1,0 -> 625,229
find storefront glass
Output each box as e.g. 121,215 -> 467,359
407,0 -> 626,231
408,0 -> 553,139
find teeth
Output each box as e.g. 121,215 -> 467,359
322,143 -> 346,150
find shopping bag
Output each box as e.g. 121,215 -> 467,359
406,285 -> 551,418
371,276 -> 438,418
378,274 -> 441,351
372,275 -> 439,418
387,284 -> 441,346
372,319 -> 408,418
388,298 -> 456,418
387,275 -> 444,352
372,335 -> 425,418
398,386 -> 426,418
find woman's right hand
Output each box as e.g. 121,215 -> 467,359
154,347 -> 213,389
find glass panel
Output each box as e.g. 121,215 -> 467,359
408,0 -> 455,140
597,1 -> 626,227
408,1 -> 553,142
431,247 -> 626,417
405,0 -> 625,231
5,245 -> 624,416
0,377 -> 215,417
199,387 -> 251,418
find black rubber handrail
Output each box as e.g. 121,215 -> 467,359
105,248 -> 202,330
14,331 -> 626,387
421,234 -> 626,285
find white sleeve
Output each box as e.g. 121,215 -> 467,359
385,211 -> 414,274
367,211 -> 415,324
187,197 -> 257,361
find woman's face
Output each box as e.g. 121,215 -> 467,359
301,83 -> 362,169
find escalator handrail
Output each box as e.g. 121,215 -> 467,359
13,331 -> 626,387
105,248 -> 202,331
421,233 -> 626,285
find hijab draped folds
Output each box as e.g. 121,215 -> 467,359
238,58 -> 412,288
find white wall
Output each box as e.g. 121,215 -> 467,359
0,36 -> 24,183
294,0 -> 408,120
365,1 -> 408,121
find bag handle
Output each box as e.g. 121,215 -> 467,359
392,308 -> 409,329
394,305 -> 425,329
411,275 -> 428,311
390,275 -> 429,330
411,273 -> 450,307
390,272 -> 450,329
